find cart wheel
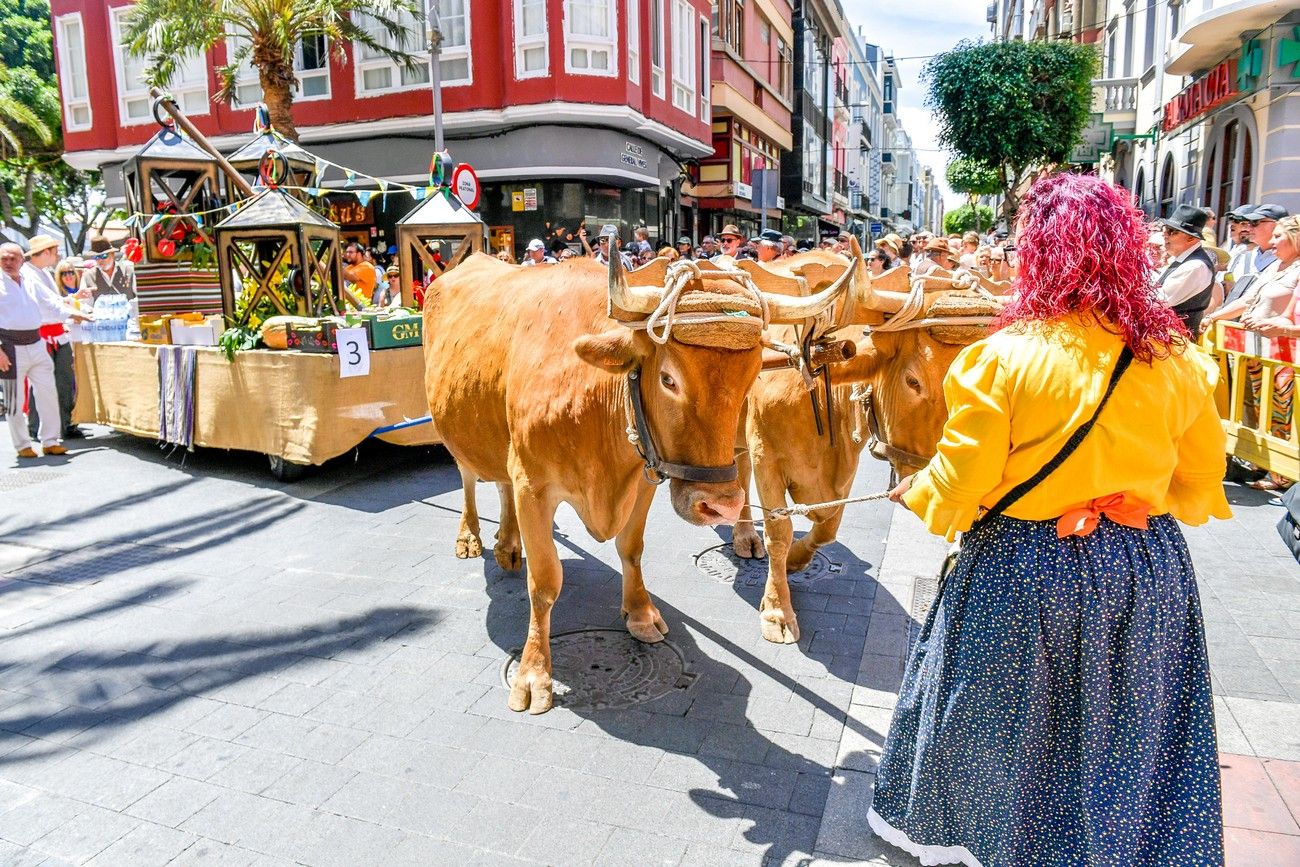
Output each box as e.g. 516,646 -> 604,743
268,455 -> 308,481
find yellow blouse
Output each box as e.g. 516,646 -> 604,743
902,314 -> 1233,541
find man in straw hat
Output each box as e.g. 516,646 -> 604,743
80,234 -> 136,301
914,236 -> 957,277
23,235 -> 82,439
717,223 -> 745,259
0,243 -> 91,457
1154,203 -> 1217,333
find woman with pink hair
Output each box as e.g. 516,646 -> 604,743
873,173 -> 1230,865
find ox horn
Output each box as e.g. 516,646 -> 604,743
854,255 -> 913,314
606,227 -> 663,314
765,244 -> 858,323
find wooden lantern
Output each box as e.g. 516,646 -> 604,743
228,130 -> 318,191
395,191 -> 488,307
123,125 -> 225,265
213,189 -> 346,326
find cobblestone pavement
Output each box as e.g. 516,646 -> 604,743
0,429 -> 1296,865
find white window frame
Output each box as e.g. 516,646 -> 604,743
55,13 -> 92,132
354,2 -> 471,97
670,0 -> 695,113
627,0 -> 640,85
110,7 -> 208,126
228,34 -> 332,106
698,15 -> 709,121
649,0 -> 665,96
564,0 -> 618,77
514,0 -> 549,79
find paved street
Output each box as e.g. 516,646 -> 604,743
0,429 -> 1297,865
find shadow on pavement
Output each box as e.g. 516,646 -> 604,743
477,527 -> 903,865
0,605 -> 439,765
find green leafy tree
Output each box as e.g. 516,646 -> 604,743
926,40 -> 1097,223
122,0 -> 425,142
944,203 -> 996,236
0,0 -> 114,248
945,158 -> 1000,233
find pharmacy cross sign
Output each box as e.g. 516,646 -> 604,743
1279,27 -> 1300,80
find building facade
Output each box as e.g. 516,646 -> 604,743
996,0 -> 1300,243
780,0 -> 844,238
686,0 -> 794,241
846,34 -> 885,241
51,0 -> 714,256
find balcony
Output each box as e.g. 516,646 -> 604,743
1093,77 -> 1137,131
1167,0 -> 1293,76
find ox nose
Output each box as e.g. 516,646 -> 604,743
691,487 -> 746,526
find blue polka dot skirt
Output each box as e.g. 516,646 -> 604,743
869,513 -> 1224,866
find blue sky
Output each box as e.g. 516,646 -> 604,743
841,0 -> 991,209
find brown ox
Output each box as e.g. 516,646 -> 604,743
424,250 -> 848,712
732,259 -> 1003,643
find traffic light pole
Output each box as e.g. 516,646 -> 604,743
426,0 -> 444,153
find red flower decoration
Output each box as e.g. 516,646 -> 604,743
157,239 -> 177,257
123,238 -> 143,263
169,225 -> 187,241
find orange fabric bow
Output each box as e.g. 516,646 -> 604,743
1056,492 -> 1151,538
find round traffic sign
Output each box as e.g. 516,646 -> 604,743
452,163 -> 480,210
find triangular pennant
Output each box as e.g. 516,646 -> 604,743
308,187 -> 322,197
227,204 -> 238,215
144,214 -> 162,230
412,187 -> 426,201
194,214 -> 204,227
377,179 -> 388,198
314,157 -> 327,178
356,190 -> 373,207
345,170 -> 356,188
425,185 -> 436,198
122,214 -> 138,227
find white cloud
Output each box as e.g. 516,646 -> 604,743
840,0 -> 990,210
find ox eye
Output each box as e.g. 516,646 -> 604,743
905,374 -> 923,392
659,372 -> 677,390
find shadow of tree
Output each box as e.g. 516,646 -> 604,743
0,605 -> 439,764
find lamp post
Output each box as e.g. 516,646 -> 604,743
426,0 -> 444,153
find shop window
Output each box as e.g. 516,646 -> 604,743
627,0 -> 640,84
650,0 -> 664,96
515,0 -> 548,78
111,7 -> 208,124
228,33 -> 331,105
565,0 -> 616,75
670,0 -> 695,113
55,13 -> 92,131
1159,155 -> 1176,218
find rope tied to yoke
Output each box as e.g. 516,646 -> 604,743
621,259 -> 770,349
868,273 -> 1001,334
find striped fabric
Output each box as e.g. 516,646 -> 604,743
158,345 -> 197,449
135,265 -> 223,317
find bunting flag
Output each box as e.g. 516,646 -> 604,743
227,204 -> 238,215
377,179 -> 389,199
314,157 -> 327,178
425,185 -> 436,199
356,190 -> 373,207
345,170 -> 356,188
412,187 -> 427,201
307,187 -> 322,197
194,214 -> 204,227
144,214 -> 163,231
122,214 -> 138,227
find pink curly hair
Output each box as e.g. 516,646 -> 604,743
996,172 -> 1185,363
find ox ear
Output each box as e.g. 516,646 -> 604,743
574,329 -> 642,374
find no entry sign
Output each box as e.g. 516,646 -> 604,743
452,164 -> 481,210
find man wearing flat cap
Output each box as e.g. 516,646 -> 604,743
753,229 -> 782,263
1154,204 -> 1216,333
22,235 -> 81,440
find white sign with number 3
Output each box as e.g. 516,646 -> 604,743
336,327 -> 371,378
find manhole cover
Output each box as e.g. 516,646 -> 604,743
501,628 -> 695,711
0,470 -> 65,491
694,543 -> 841,586
912,571 -> 940,620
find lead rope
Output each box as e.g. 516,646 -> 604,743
738,490 -> 895,519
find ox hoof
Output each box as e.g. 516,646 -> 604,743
733,528 -> 767,560
455,532 -> 483,559
759,607 -> 801,645
494,540 -> 523,572
622,607 -> 669,644
508,669 -> 553,715
785,541 -> 817,574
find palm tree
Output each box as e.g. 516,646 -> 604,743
122,0 -> 426,141
0,64 -> 54,156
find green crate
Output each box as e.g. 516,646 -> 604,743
360,313 -> 422,349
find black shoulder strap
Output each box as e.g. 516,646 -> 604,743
983,344 -> 1134,520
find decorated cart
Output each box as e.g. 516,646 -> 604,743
72,94 -> 485,478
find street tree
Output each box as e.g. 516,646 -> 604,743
945,159 -> 1001,234
926,39 -> 1096,223
943,203 -> 995,237
0,0 -> 114,248
122,0 -> 426,142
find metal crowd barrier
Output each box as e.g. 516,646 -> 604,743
1209,321 -> 1299,483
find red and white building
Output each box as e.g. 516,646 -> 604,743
50,0 -> 714,255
